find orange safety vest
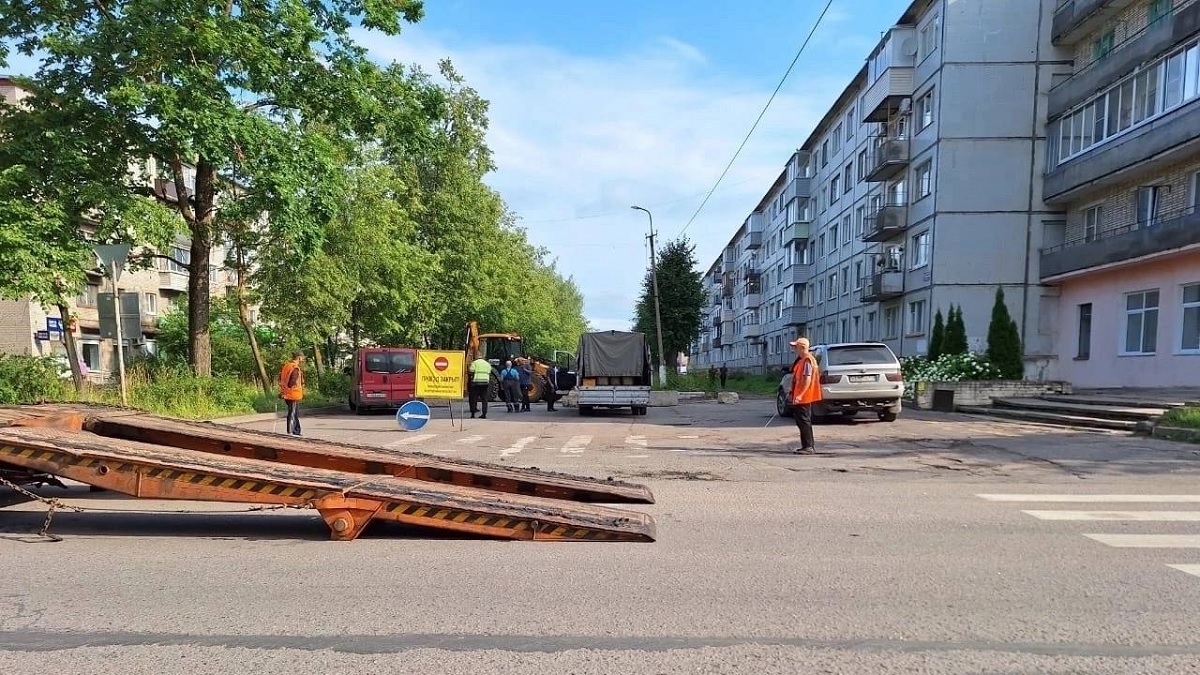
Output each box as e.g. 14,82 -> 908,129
279,361 -> 304,402
790,354 -> 823,405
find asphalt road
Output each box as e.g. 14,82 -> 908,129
3,398 -> 1200,674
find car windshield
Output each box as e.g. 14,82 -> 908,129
365,351 -> 415,374
825,345 -> 897,366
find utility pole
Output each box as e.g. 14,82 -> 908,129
631,206 -> 668,387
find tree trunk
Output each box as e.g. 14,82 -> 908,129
236,282 -> 271,393
312,342 -> 325,374
182,157 -> 216,377
57,304 -> 85,394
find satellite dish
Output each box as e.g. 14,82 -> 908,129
900,37 -> 918,57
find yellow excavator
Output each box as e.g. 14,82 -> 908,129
464,321 -> 553,403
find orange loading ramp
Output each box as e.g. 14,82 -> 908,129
0,404 -> 657,542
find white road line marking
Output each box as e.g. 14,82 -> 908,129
1023,510 -> 1200,521
501,436 -> 536,457
455,435 -> 486,445
677,434 -> 699,439
560,435 -> 592,455
625,455 -> 650,459
1083,534 -> 1200,548
385,433 -> 436,447
625,435 -> 648,448
978,494 -> 1200,503
1167,564 -> 1200,578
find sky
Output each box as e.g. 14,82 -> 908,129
3,0 -> 914,332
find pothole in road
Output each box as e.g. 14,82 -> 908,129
617,470 -> 726,482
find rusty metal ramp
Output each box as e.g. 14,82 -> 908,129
0,425 -> 656,542
0,404 -> 653,504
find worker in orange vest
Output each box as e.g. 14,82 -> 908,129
278,351 -> 305,436
788,337 -> 822,455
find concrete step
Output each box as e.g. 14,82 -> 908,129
957,405 -> 1139,432
1039,394 -> 1189,410
993,397 -> 1165,422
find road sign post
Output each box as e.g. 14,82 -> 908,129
396,400 -> 432,432
94,244 -> 131,406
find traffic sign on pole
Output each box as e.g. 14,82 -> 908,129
396,400 -> 432,432
94,244 -> 132,283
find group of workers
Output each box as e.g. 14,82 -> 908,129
466,356 -> 558,419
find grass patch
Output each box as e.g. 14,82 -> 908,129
1160,406 -> 1200,429
658,372 -> 780,396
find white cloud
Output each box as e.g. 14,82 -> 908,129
354,27 -> 853,332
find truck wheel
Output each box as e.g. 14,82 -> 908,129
579,405 -> 593,416
488,376 -> 501,402
527,374 -> 547,403
633,406 -> 648,416
879,411 -> 898,422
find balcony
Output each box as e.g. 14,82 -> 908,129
1041,204 -> 1200,280
1049,3 -> 1200,118
787,221 -> 811,243
785,263 -> 812,286
744,322 -> 763,340
1052,0 -> 1136,45
864,137 -> 909,182
158,270 -> 188,293
861,28 -> 916,123
712,336 -> 723,349
719,307 -> 735,322
860,271 -> 905,302
723,257 -> 736,272
1045,101 -> 1200,203
782,306 -> 810,327
743,230 -> 763,249
862,204 -> 909,242
787,176 -> 812,202
744,291 -> 762,308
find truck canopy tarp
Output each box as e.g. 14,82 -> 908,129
578,331 -> 649,377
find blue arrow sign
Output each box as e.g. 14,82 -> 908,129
396,400 -> 432,432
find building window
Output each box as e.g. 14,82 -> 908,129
77,284 -> 99,307
1193,171 -> 1200,209
1123,290 -> 1160,355
841,318 -> 849,342
1092,29 -> 1115,61
830,175 -> 840,202
855,206 -> 866,236
1076,303 -> 1092,359
907,299 -> 927,336
143,293 -> 158,316
1149,0 -> 1173,26
854,261 -> 864,289
845,109 -> 855,140
1084,205 -> 1102,242
827,274 -> 837,300
917,90 -> 934,129
857,150 -> 868,180
911,231 -> 930,268
867,311 -> 878,340
888,180 -> 907,205
832,125 -> 842,154
822,140 -> 829,167
830,224 -> 839,249
818,233 -> 825,257
1136,185 -> 1165,228
843,163 -> 853,192
915,161 -> 932,198
841,266 -> 850,295
919,15 -> 939,61
1182,283 -> 1200,352
884,306 -> 899,338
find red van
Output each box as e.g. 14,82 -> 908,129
347,347 -> 417,414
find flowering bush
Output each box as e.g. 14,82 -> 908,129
901,352 -> 1001,384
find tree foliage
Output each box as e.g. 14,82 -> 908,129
633,237 -> 704,368
928,308 -> 945,361
944,305 -> 969,356
986,287 -> 1024,380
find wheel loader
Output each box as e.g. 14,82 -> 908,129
464,321 -> 553,403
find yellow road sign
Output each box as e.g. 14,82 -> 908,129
415,349 -> 466,400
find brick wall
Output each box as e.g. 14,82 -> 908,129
1072,0 -> 1199,68
0,300 -> 35,355
1064,157 -> 1200,243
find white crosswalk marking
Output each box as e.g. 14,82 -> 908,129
625,435 -> 648,448
500,436 -> 536,458
978,494 -> 1200,502
1167,564 -> 1200,578
1083,534 -> 1200,548
1023,510 -> 1200,521
560,435 -> 592,455
384,433 -> 436,448
455,435 -> 486,445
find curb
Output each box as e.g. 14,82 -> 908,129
1151,425 -> 1200,444
213,404 -> 347,425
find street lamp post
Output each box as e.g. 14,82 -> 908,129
631,205 -> 668,387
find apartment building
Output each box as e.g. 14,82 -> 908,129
1040,0 -> 1200,387
693,0 -> 1068,374
0,75 -> 239,380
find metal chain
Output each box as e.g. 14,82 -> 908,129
0,474 -> 83,542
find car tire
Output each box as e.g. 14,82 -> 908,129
776,389 -> 792,417
879,411 -> 898,422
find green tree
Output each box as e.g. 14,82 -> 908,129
986,287 -> 1024,380
944,305 -> 969,356
633,237 -> 704,369
1,0 -> 431,376
928,308 -> 945,361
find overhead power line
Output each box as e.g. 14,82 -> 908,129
675,0 -> 837,239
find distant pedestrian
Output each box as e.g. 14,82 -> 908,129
719,364 -> 728,389
468,355 -> 493,419
708,365 -> 717,387
499,359 -> 522,413
788,337 -> 823,455
546,363 -> 560,412
518,360 -> 533,412
278,351 -> 305,436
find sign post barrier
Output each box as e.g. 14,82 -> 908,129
414,349 -> 467,430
